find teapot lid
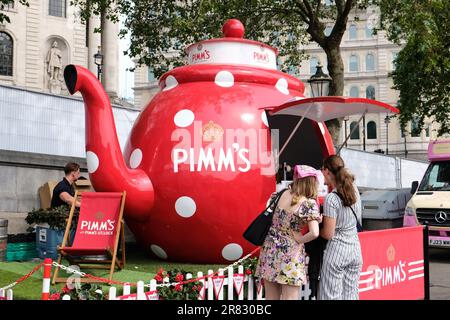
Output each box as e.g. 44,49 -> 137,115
185,19 -> 278,70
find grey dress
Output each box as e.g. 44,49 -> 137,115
318,185 -> 363,300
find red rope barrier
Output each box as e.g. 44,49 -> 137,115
58,247 -> 261,288
0,262 -> 44,291
15,262 -> 45,285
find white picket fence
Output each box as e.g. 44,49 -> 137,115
0,288 -> 14,300
60,265 -> 313,300
1,264 -> 313,300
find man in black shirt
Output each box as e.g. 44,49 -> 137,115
51,162 -> 81,208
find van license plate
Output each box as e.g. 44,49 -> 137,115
429,239 -> 450,246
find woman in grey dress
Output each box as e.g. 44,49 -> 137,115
319,155 -> 363,300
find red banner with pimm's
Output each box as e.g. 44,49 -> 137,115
358,226 -> 425,300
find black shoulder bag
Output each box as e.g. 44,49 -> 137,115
333,191 -> 363,232
243,188 -> 288,246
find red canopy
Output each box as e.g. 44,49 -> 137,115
263,96 -> 399,122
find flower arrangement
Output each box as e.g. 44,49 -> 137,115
49,283 -> 107,300
154,268 -> 204,300
153,257 -> 258,300
237,256 -> 258,276
25,206 -> 79,231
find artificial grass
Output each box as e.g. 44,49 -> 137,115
0,244 -> 227,300
0,269 -> 43,300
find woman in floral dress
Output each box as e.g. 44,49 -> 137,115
255,165 -> 322,300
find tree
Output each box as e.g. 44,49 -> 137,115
0,0 -> 28,23
70,0 -> 120,27
71,0 -> 374,143
378,0 -> 450,136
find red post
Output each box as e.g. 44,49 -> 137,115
41,258 -> 52,300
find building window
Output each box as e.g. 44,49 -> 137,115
411,118 -> 421,137
392,52 -> 398,70
310,57 -> 318,74
288,65 -> 297,76
349,86 -> 359,97
366,53 -> 375,71
49,0 -> 66,18
349,55 -> 359,72
324,26 -> 333,37
365,24 -> 374,38
0,32 -> 13,76
4,1 -> 14,9
367,121 -> 377,139
147,67 -> 155,82
366,85 -> 375,99
350,121 -> 360,140
349,24 -> 357,40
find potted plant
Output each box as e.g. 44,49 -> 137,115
25,206 -> 78,260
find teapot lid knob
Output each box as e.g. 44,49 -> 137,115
222,19 -> 245,38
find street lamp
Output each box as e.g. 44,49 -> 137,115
307,61 -> 332,97
94,46 -> 103,81
343,116 -> 349,147
401,127 -> 408,158
384,115 -> 391,154
362,116 -> 366,151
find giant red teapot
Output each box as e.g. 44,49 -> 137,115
63,19 -> 335,263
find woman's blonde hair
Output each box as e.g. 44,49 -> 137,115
290,176 -> 318,206
323,155 -> 357,206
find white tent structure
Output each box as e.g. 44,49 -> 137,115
0,85 -> 139,158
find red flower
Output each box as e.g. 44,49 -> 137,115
175,273 -> 184,282
157,268 -> 164,275
245,269 -> 252,275
175,284 -> 182,292
62,285 -> 71,294
50,293 -> 61,300
192,285 -> 197,292
154,275 -> 163,282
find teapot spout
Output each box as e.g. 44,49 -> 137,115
64,65 -> 154,221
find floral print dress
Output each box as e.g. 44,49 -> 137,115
255,198 -> 320,286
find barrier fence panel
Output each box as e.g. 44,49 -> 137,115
358,226 -> 428,300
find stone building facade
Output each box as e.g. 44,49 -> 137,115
0,0 -> 119,97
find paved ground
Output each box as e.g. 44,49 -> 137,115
429,248 -> 450,300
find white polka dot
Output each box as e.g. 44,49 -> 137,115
86,151 -> 99,174
163,75 -> 178,91
222,243 -> 243,261
240,113 -> 254,124
318,122 -> 325,135
175,196 -> 197,218
129,148 -> 143,169
174,109 -> 195,128
275,78 -> 289,95
215,71 -> 234,87
151,245 -> 168,259
261,111 -> 269,127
